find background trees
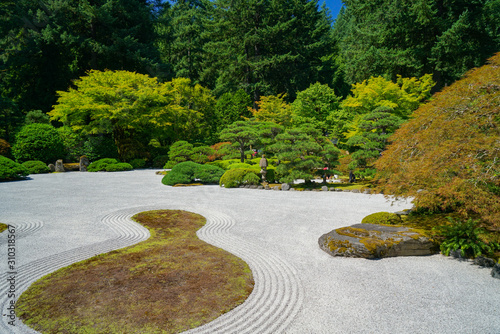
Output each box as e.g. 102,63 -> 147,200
49,70 -> 213,161
335,0 -> 500,89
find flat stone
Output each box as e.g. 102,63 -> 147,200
318,223 -> 437,259
321,186 -> 328,191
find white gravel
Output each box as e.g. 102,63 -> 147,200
0,170 -> 498,334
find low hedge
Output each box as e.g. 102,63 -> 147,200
219,168 -> 262,188
106,163 -> 133,172
162,162 -> 225,186
87,158 -> 119,172
22,160 -> 50,174
129,159 -> 146,169
0,156 -> 29,181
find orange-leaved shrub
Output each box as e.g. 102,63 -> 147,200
375,53 -> 500,229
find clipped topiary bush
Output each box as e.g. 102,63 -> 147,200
22,161 -> 50,174
87,158 -> 119,172
162,161 -> 200,186
194,164 -> 225,184
361,212 -> 402,225
106,163 -> 133,172
12,123 -> 65,164
129,159 -> 146,169
242,172 -> 261,185
0,156 -> 29,181
228,163 -> 256,170
219,168 -> 261,188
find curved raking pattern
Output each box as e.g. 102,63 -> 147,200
0,209 -> 303,334
185,212 -> 304,334
0,214 -> 150,334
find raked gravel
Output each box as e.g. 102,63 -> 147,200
0,170 -> 498,334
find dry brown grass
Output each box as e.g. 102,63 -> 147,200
16,210 -> 254,333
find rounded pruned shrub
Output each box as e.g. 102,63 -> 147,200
106,163 -> 133,172
162,161 -> 200,186
12,124 -> 65,164
87,158 -> 119,172
361,212 -> 402,225
219,168 -> 261,188
22,161 -> 50,174
242,172 -> 261,185
228,163 -> 255,170
194,164 -> 225,184
0,156 -> 29,181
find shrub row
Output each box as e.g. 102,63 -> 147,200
0,156 -> 29,181
88,158 -> 133,172
162,161 -> 225,186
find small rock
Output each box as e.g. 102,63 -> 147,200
250,185 -> 258,189
474,256 -> 496,268
289,188 -> 296,191
265,185 -> 271,190
352,189 -> 360,193
79,155 -> 90,172
55,160 -> 65,172
273,186 -> 280,191
321,186 -> 328,192
257,185 -> 264,189
492,264 -> 500,279
282,183 -> 291,191
48,164 -> 55,172
363,189 -> 371,194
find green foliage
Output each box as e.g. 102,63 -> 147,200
292,83 -> 342,135
166,141 -> 214,168
21,161 -> 50,174
375,53 -> 500,228
152,155 -> 169,169
228,163 -> 256,170
25,110 -> 50,124
433,217 -> 499,258
161,161 -> 200,186
346,106 -> 404,171
203,0 -> 334,102
250,94 -> 293,126
242,173 -> 261,186
335,0 -> 500,89
193,164 -> 225,184
361,212 -> 402,225
12,124 -> 65,164
87,159 -> 120,173
214,90 -> 253,134
0,156 -> 29,181
341,75 -> 435,120
219,168 -> 261,188
49,71 -> 214,161
105,163 -> 134,172
219,121 -> 261,163
129,159 -> 146,169
269,124 -> 340,183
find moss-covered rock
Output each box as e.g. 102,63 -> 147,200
319,223 -> 438,259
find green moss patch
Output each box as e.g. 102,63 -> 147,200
16,210 -> 254,334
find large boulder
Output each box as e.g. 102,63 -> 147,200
318,223 -> 438,259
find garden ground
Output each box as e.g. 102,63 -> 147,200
0,170 -> 499,333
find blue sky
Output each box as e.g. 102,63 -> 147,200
320,0 -> 343,22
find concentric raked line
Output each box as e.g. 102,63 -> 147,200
0,212 -> 150,334
184,211 -> 304,334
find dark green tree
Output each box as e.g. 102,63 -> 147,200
214,89 -> 253,133
203,0 -> 334,104
219,120 -> 261,162
346,106 -> 403,173
269,124 -> 339,183
335,0 -> 500,89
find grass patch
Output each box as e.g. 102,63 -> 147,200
0,223 -> 8,233
16,210 -> 254,334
